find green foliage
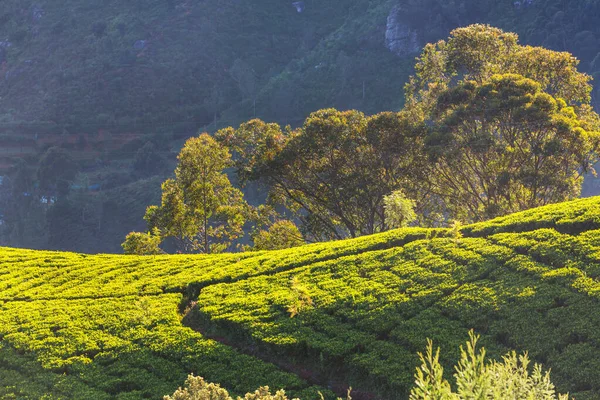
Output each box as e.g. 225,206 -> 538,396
215,25 -> 600,234
164,375 -> 292,400
164,375 -> 353,400
462,196 -> 600,236
164,375 -> 233,400
406,25 -> 600,222
216,119 -> 289,185
220,110 -> 426,241
144,134 -> 248,253
383,190 -> 417,229
430,73 -> 599,221
406,24 -> 593,110
410,331 -> 569,400
0,218 -> 432,399
6,197 -> 600,398
122,228 -> 163,255
252,220 -> 305,251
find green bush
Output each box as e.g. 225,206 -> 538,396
122,228 -> 163,255
410,331 -> 569,400
164,375 -> 349,400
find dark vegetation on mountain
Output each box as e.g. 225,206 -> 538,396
3,0 -> 600,127
1,197 -> 600,399
3,0 -> 600,252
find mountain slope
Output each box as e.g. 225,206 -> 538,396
0,0 -> 374,130
2,197 -> 600,399
3,0 -> 600,131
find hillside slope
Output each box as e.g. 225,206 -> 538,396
2,197 -> 600,399
3,0 -> 600,131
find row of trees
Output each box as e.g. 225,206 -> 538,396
122,127 -> 420,254
123,24 -> 600,254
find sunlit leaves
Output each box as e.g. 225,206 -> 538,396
426,73 -> 600,222
143,134 -> 249,254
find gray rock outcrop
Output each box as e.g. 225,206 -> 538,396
385,5 -> 420,57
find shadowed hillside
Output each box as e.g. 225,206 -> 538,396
3,0 -> 600,133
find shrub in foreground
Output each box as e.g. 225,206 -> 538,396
165,331 -> 569,400
410,331 -> 569,400
163,375 -> 324,400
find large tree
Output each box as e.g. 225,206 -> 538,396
406,24 -> 600,222
139,133 -> 248,253
217,110 -> 427,240
405,24 -> 593,111
426,74 -> 600,221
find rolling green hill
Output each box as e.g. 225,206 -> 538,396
3,197 -> 600,399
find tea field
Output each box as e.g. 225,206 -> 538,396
3,197 -> 600,399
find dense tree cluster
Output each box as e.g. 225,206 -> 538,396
216,110 -> 427,241
125,25 -> 600,254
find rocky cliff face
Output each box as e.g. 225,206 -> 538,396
385,4 -> 420,57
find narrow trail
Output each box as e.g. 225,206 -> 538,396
181,302 -> 379,400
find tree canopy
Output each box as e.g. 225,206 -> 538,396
424,73 -> 600,221
405,24 -> 593,115
218,110 -> 426,241
128,24 -> 600,250
402,25 -> 600,222
142,134 -> 248,253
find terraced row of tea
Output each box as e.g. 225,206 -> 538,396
2,197 -> 600,399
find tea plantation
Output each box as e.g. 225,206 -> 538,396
3,197 -> 600,399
